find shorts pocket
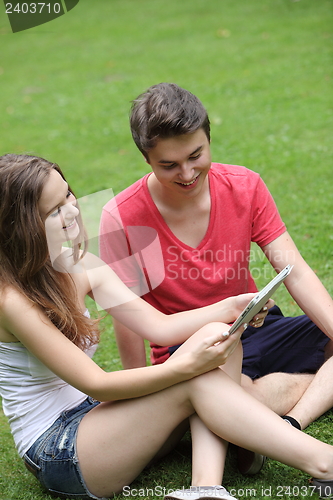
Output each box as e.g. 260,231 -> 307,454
23,454 -> 40,478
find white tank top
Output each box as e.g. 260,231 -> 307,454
0,310 -> 97,457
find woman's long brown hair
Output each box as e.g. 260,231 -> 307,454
0,154 -> 100,350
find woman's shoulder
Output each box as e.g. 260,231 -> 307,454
0,286 -> 30,342
79,251 -> 112,276
0,285 -> 37,319
70,251 -> 108,300
0,284 -> 29,310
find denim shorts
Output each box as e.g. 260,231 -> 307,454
23,397 -> 107,500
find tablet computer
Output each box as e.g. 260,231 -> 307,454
229,264 -> 293,335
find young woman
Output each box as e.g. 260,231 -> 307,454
0,153 -> 331,500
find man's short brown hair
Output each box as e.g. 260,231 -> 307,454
130,83 -> 210,160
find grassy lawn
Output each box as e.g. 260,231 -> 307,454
0,0 -> 333,498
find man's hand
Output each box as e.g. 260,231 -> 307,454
233,293 -> 275,328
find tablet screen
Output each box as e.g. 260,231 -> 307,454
229,264 -> 292,335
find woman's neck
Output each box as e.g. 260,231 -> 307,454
49,246 -> 78,274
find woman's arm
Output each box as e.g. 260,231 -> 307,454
82,252 -> 264,346
0,288 -> 241,402
263,231 -> 333,338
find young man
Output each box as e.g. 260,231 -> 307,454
99,83 -> 333,494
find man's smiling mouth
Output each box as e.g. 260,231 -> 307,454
176,174 -> 200,186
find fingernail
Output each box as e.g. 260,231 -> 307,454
263,306 -> 267,311
222,331 -> 229,338
243,323 -> 248,330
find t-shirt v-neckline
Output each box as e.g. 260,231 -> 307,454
143,171 -> 216,251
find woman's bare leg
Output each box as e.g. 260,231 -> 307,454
77,366 -> 333,498
77,382 -> 194,497
170,328 -> 243,486
190,414 -> 227,486
77,324 -> 333,498
190,369 -> 333,477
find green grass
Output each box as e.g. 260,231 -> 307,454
0,0 -> 333,498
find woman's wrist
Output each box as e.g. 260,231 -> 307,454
217,296 -> 236,324
166,351 -> 199,381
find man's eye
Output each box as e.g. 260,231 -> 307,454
162,164 -> 176,169
190,154 -> 200,161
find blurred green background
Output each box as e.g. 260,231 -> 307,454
0,0 -> 333,498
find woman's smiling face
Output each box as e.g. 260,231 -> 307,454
39,168 -> 80,246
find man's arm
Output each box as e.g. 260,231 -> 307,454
263,231 -> 333,339
112,281 -> 147,369
113,318 -> 147,369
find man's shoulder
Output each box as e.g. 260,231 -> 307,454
210,163 -> 261,190
211,162 -> 259,179
209,163 -> 262,201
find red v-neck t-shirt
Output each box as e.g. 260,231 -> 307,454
100,163 -> 286,361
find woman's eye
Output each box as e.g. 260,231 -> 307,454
66,190 -> 72,198
50,207 -> 61,218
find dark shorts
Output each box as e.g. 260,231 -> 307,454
168,306 -> 329,380
23,397 -> 105,500
241,305 -> 329,379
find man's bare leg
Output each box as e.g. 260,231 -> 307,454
285,356 -> 333,429
241,372 -> 314,415
237,372 -> 313,474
